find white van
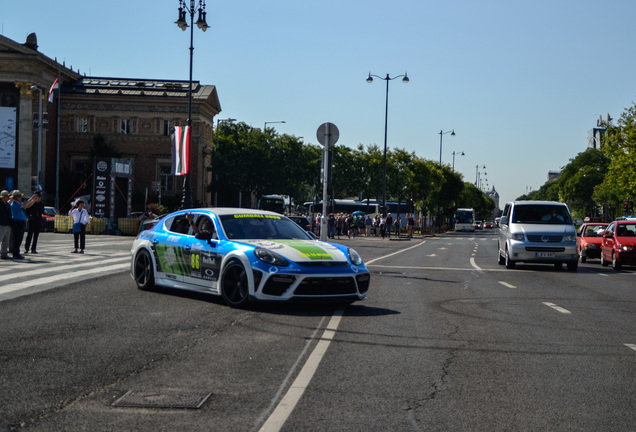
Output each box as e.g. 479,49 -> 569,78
498,201 -> 578,271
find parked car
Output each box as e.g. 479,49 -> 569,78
577,222 -> 609,263
130,208 -> 370,307
41,206 -> 58,232
498,201 -> 578,271
600,220 -> 636,270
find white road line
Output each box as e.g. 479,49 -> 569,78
0,263 -> 130,296
470,257 -> 482,271
365,240 -> 426,265
0,255 -> 129,278
542,302 -> 572,314
498,281 -> 517,289
624,344 -> 636,352
259,310 -> 344,432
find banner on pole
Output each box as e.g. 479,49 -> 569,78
172,125 -> 190,176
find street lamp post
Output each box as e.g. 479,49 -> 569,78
439,129 -> 455,165
452,150 -> 465,171
366,72 -> 409,212
175,0 -> 210,209
475,165 -> 487,189
264,121 -> 286,130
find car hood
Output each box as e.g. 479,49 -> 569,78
238,239 -> 349,263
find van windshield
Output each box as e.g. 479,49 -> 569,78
511,204 -> 573,225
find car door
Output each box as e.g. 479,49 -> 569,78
602,222 -> 615,261
151,214 -> 191,285
181,214 -> 223,291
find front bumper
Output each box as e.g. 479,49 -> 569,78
508,242 -> 578,263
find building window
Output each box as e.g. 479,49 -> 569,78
120,119 -> 130,134
163,120 -> 174,136
77,117 -> 88,133
158,162 -> 174,193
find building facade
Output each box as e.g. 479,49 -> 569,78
0,33 -> 220,215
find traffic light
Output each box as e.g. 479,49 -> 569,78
630,201 -> 634,214
625,201 -> 630,214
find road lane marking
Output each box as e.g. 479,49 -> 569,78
542,302 -> 572,314
0,255 -> 130,280
0,263 -> 130,297
259,310 -> 344,432
470,257 -> 482,271
365,241 -> 426,265
624,344 -> 636,352
498,281 -> 516,289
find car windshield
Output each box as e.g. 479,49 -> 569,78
616,224 -> 636,237
219,214 -> 313,240
511,205 -> 573,225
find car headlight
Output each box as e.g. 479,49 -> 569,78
254,248 -> 289,266
564,235 -> 577,242
511,234 -> 525,241
348,248 -> 363,266
620,245 -> 634,252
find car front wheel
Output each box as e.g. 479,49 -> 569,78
221,260 -> 250,308
133,249 -> 155,290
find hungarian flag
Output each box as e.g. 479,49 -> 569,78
172,125 -> 191,176
48,78 -> 60,103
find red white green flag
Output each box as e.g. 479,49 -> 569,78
47,78 -> 60,103
172,125 -> 191,176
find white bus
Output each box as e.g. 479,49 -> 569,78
455,208 -> 476,231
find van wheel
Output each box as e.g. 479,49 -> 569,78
497,243 -> 505,265
505,247 -> 515,269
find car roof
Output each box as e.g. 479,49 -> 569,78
509,200 -> 568,206
179,207 -> 285,217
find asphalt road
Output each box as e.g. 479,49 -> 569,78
1,230 -> 636,431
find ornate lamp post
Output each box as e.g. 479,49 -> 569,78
366,72 -> 409,213
175,0 -> 210,209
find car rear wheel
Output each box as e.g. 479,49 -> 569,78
612,252 -> 622,271
221,260 -> 250,308
133,249 -> 155,290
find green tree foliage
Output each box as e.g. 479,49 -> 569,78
209,121 -> 493,216
558,148 -> 609,218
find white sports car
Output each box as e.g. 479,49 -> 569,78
130,208 -> 370,307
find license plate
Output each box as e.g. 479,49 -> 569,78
536,252 -> 556,258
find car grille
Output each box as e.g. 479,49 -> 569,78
356,273 -> 370,294
262,275 -> 296,296
299,261 -> 349,267
527,235 -> 563,242
295,276 -> 358,295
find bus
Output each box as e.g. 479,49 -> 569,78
303,199 -> 381,219
257,194 -> 290,214
455,208 -> 476,231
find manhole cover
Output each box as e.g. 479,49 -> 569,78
112,390 -> 212,409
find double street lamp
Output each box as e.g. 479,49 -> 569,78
175,0 -> 210,209
366,72 -> 409,212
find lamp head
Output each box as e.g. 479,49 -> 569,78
402,72 -> 409,83
366,73 -> 373,83
450,130 -> 456,136
196,9 -> 210,31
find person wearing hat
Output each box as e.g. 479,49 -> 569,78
69,198 -> 90,253
0,190 -> 12,259
9,190 -> 37,260
24,191 -> 45,254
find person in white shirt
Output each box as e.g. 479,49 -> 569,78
69,198 -> 90,253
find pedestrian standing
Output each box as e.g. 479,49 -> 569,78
24,191 -> 44,254
385,213 -> 393,238
0,190 -> 12,259
9,190 -> 36,260
69,198 -> 90,253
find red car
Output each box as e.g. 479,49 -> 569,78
601,220 -> 636,270
577,222 -> 608,263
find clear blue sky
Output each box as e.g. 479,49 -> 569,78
3,0 -> 636,207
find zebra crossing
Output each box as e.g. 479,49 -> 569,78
0,233 -> 134,302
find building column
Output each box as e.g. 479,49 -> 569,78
16,83 -> 34,194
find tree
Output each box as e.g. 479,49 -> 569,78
558,148 -> 609,218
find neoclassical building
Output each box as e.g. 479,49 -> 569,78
0,33 -> 220,216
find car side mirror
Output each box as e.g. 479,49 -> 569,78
500,216 -> 508,225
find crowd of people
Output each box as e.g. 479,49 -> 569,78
317,212 -> 417,240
